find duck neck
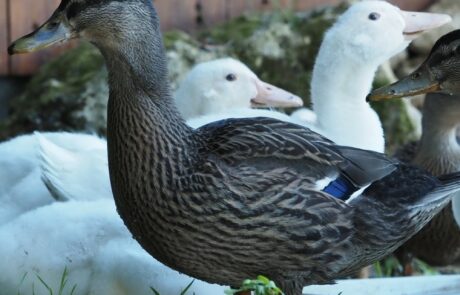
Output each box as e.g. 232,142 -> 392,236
311,50 -> 384,152
101,30 -> 173,112
98,15 -> 198,215
415,94 -> 460,175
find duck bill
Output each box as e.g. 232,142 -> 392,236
367,69 -> 441,102
8,14 -> 73,55
401,11 -> 452,41
251,79 -> 303,108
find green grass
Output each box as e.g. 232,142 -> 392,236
225,276 -> 284,295
150,275 -> 284,295
374,256 -> 439,278
150,279 -> 195,295
16,267 -> 77,295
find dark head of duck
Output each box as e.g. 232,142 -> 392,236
9,0 -> 159,54
423,29 -> 460,95
8,0 -> 169,93
368,29 -> 460,101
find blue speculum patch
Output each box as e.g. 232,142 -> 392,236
323,176 -> 357,200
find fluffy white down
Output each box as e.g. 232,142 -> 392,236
36,133 -> 112,201
0,200 -> 226,295
0,132 -> 105,194
308,0 -> 414,153
0,132 -> 106,225
90,239 -> 226,295
290,108 -> 317,125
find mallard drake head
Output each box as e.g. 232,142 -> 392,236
368,30 -> 460,101
8,0 -> 156,55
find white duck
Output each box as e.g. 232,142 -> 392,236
0,58 -> 301,221
174,58 -> 302,119
0,132 -> 106,225
298,1 -> 451,152
0,199 -> 226,295
38,133 -> 112,202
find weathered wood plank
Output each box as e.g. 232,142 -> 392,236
156,0 -> 197,31
198,0 -> 227,25
0,0 -> 8,75
9,0 -> 70,76
295,0 -> 341,11
227,0 -> 256,18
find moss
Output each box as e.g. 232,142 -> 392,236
199,14 -> 264,44
164,31 -> 226,90
0,42 -> 107,139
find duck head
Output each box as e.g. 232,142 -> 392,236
174,58 -> 303,119
324,1 -> 451,66
368,30 -> 460,101
8,0 -> 158,54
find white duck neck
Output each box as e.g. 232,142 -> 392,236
310,47 -> 384,152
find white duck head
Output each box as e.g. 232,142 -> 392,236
174,58 -> 303,120
311,0 -> 450,152
327,1 -> 449,66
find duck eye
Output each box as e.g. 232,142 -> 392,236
368,12 -> 380,21
226,74 -> 237,82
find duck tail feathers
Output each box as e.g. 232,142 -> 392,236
335,146 -> 398,187
34,132 -> 73,202
436,171 -> 460,194
416,171 -> 460,208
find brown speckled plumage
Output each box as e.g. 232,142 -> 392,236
10,2 -> 460,295
395,94 -> 460,267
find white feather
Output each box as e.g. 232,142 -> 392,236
0,200 -> 226,295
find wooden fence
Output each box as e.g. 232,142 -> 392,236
0,0 -> 435,76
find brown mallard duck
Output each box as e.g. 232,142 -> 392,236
9,1 -> 460,294
369,29 -> 460,271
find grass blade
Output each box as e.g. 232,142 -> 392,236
180,280 -> 195,295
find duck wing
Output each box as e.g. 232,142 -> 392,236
198,117 -> 397,189
189,117 -> 398,283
